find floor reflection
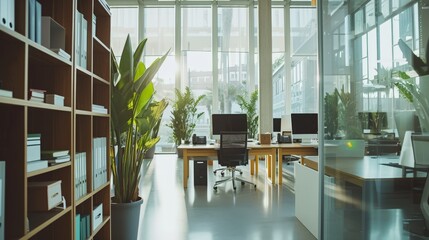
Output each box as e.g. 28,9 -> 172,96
137,154 -> 315,240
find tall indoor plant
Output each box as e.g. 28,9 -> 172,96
110,34 -> 168,240
237,89 -> 259,139
167,87 -> 205,147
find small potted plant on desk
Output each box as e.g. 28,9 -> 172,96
167,87 -> 205,157
110,35 -> 168,240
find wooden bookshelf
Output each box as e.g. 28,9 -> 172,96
0,0 -> 111,239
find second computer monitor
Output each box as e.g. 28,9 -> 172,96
273,118 -> 281,132
212,114 -> 248,135
291,113 -> 318,143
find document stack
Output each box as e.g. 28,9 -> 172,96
74,152 -> 87,200
41,150 -> 70,166
0,89 -> 12,98
27,134 -> 48,172
92,137 -> 107,190
50,48 -> 71,61
92,104 -> 107,114
29,89 -> 46,102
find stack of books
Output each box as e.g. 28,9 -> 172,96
27,134 -> 48,172
50,48 -> 70,61
92,104 -> 107,114
29,88 -> 46,102
41,150 -> 70,166
0,89 -> 12,98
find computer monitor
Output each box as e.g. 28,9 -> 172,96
394,110 -> 421,145
291,113 -> 318,143
273,118 -> 281,132
212,114 -> 248,136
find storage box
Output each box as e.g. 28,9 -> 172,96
41,16 -> 65,50
45,94 -> 64,106
92,203 -> 103,231
259,133 -> 271,145
28,180 -> 62,211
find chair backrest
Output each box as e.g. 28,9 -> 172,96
411,134 -> 429,167
218,131 -> 248,167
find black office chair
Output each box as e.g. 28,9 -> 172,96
213,131 -> 256,191
411,134 -> 429,230
213,165 -> 242,177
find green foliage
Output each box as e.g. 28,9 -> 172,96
111,35 -> 168,203
237,89 -> 259,139
393,71 -> 414,103
167,87 -> 205,146
335,87 -> 362,139
324,91 -> 338,139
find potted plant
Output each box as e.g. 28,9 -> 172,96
167,87 -> 205,152
110,34 -> 168,240
324,91 -> 338,139
143,100 -> 167,159
335,87 -> 363,139
236,89 -> 259,139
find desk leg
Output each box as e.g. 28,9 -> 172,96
250,158 -> 255,175
267,155 -> 271,178
183,150 -> 188,188
255,155 -> 259,176
270,153 -> 276,185
278,149 -> 282,185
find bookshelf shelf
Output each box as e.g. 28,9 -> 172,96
25,206 -> 72,239
27,102 -> 72,112
91,216 -> 110,238
27,162 -> 72,178
0,0 -> 111,239
0,24 -> 27,42
94,36 -> 109,52
0,97 -> 27,106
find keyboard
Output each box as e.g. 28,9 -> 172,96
300,142 -> 318,146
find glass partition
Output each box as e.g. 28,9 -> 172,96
319,0 -> 429,239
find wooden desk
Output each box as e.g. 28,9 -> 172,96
300,155 -> 425,239
247,143 -> 277,185
276,143 -> 318,185
178,143 -> 277,188
302,155 -> 409,187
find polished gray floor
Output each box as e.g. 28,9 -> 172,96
136,154 -> 315,240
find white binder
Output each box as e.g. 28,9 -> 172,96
0,0 -> 14,30
0,161 -> 5,240
81,16 -> 87,69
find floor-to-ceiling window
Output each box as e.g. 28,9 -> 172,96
143,7 -> 176,152
111,7 -> 139,58
110,0 -> 316,153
